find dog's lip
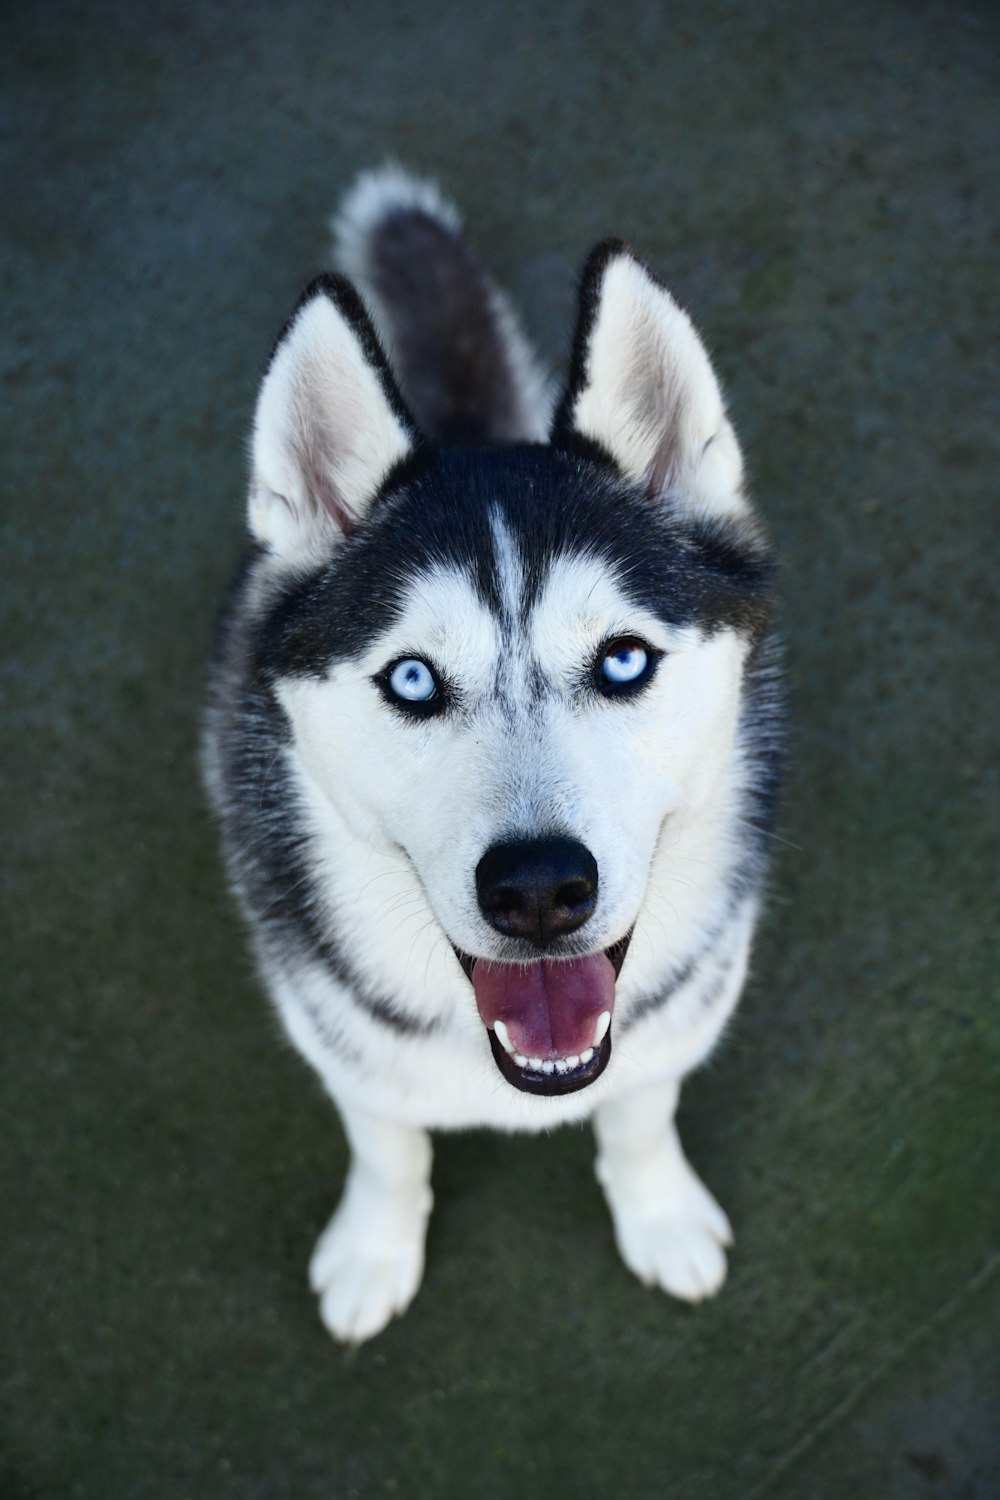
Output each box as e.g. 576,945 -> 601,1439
452,927 -> 634,985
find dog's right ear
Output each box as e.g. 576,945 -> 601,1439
248,275 -> 418,564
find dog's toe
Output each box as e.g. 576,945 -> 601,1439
650,1219 -> 728,1301
615,1202 -> 731,1302
308,1198 -> 428,1343
600,1154 -> 733,1305
316,1243 -> 424,1344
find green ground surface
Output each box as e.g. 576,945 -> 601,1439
2,1 -> 997,1496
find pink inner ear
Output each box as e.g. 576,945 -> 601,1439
304,452 -> 354,536
638,365 -> 688,501
644,442 -> 673,502
290,395 -> 358,536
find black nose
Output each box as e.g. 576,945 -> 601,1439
476,836 -> 599,947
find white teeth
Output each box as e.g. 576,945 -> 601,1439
495,1028 -> 601,1077
494,1020 -> 515,1056
593,1010 -> 611,1047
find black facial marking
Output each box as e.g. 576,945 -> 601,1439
252,445 -> 775,686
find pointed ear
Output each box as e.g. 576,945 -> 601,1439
248,274 -> 418,563
552,241 -> 748,521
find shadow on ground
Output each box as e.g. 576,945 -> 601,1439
2,2 -> 997,1496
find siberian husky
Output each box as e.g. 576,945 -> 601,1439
204,166 -> 782,1343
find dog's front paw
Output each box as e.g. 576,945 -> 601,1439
598,1156 -> 733,1304
308,1190 -> 430,1344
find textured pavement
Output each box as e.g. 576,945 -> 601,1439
2,2 -> 998,1496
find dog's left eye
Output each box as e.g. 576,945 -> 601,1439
389,658 -> 436,700
595,637 -> 659,696
377,656 -> 445,717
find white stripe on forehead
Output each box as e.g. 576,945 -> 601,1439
488,507 -> 526,629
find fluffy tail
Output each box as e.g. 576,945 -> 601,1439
332,165 -> 551,444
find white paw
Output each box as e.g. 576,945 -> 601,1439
602,1163 -> 733,1304
308,1194 -> 429,1344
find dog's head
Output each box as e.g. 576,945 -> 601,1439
245,246 -> 773,1095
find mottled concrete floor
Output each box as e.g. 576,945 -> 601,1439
2,2 -> 997,1496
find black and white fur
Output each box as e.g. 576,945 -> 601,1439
204,166 -> 782,1343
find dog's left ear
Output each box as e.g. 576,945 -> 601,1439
552,241 -> 748,521
248,275 -> 418,564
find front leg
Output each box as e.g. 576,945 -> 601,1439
593,1079 -> 732,1303
309,1105 -> 433,1344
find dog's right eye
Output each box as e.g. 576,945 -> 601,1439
376,656 -> 444,717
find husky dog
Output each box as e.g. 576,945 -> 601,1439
204,166 -> 782,1343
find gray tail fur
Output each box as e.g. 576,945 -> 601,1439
332,165 -> 552,445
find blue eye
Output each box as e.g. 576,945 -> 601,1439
602,642 -> 647,683
388,658 -> 438,703
595,637 -> 658,696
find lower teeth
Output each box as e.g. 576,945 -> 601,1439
496,1035 -> 602,1076
522,1053 -> 594,1075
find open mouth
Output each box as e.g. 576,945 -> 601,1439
454,933 -> 632,1096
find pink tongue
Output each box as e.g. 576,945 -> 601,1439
472,954 -> 615,1059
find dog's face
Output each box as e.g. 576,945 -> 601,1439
276,466 -> 754,957
249,250 -> 772,1093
